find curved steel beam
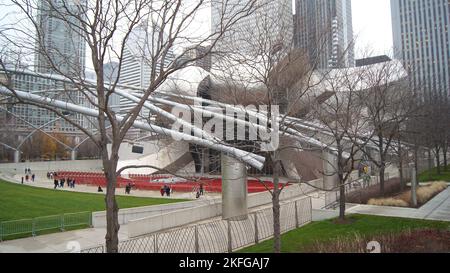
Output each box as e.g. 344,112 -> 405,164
0,87 -> 265,170
0,141 -> 19,152
0,107 -> 74,151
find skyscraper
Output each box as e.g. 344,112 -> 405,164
35,0 -> 86,75
294,0 -> 354,69
119,22 -> 175,90
119,21 -> 175,137
4,0 -> 92,142
211,0 -> 294,55
391,0 -> 450,98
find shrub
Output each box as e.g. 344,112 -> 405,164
416,182 -> 448,204
366,182 -> 448,207
346,178 -> 402,204
306,229 -> 450,253
367,198 -> 409,207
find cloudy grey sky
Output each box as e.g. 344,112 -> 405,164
352,0 -> 393,58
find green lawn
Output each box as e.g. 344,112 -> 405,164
238,214 -> 450,253
0,179 -> 189,221
418,165 -> 450,182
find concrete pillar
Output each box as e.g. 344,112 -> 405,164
14,150 -> 20,163
221,153 -> 248,220
322,150 -> 338,190
410,163 -> 417,207
71,150 -> 77,161
369,148 -> 380,176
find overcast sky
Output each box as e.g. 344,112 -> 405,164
352,0 -> 393,58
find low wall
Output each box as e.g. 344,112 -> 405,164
92,199 -> 221,228
127,179 -> 322,238
0,160 -> 102,172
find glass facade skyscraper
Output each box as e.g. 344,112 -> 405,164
211,0 -> 294,56
35,0 -> 86,76
294,0 -> 354,69
391,0 -> 450,99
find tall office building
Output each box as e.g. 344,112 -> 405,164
119,21 -> 175,137
211,0 -> 294,56
294,0 -> 354,69
35,0 -> 86,75
3,0 -> 92,142
177,45 -> 212,72
391,0 -> 450,98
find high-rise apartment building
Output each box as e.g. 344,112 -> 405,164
178,45 -> 212,72
119,21 -> 175,137
294,0 -> 354,69
211,0 -> 294,56
391,0 -> 450,98
4,0 -> 92,139
35,0 -> 86,75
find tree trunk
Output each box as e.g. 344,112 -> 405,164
428,149 -> 433,180
398,138 -> 404,192
379,165 -> 385,196
414,147 -> 419,187
105,170 -> 120,253
443,145 -> 448,171
410,164 -> 418,207
435,147 -> 441,175
102,148 -> 120,253
339,177 -> 346,220
272,155 -> 281,253
337,144 -> 345,221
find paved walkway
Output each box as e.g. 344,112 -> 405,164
0,196 -> 306,253
0,226 -> 130,253
0,171 -> 220,200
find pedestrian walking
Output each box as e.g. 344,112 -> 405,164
199,183 -> 204,196
31,174 -> 35,182
21,177 -> 24,184
25,174 -> 29,182
165,185 -> 171,197
160,186 -> 165,196
125,183 -> 132,194
54,179 -> 58,189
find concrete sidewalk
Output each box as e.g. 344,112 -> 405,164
0,171 -> 220,200
0,196 -> 307,253
0,226 -> 129,253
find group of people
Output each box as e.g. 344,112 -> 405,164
53,177 -> 76,189
21,172 -> 35,184
160,185 -> 172,197
46,172 -> 58,180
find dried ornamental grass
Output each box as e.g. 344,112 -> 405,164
367,198 -> 409,207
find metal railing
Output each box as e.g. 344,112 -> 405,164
0,212 -> 92,241
80,197 -> 312,253
324,172 -> 394,209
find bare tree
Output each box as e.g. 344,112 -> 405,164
208,0 -> 350,251
0,0 -> 259,252
355,59 -> 417,196
309,66 -> 370,221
